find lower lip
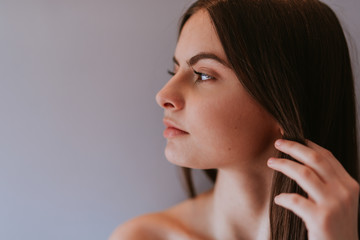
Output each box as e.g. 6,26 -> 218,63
163,127 -> 188,138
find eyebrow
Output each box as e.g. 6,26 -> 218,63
172,52 -> 230,68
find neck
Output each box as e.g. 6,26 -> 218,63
208,164 -> 274,240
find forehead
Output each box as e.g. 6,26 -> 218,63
175,10 -> 227,62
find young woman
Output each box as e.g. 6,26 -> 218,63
110,0 -> 359,239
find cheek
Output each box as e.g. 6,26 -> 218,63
187,93 -> 278,166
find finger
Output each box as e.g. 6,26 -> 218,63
268,158 -> 326,202
306,139 -> 347,176
274,193 -> 316,225
274,139 -> 336,181
306,139 -> 359,202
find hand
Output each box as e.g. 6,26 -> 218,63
267,139 -> 359,240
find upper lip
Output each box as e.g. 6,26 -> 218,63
163,118 -> 188,133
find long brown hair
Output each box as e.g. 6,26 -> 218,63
176,0 -> 359,239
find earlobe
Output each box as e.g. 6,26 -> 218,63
279,127 -> 284,137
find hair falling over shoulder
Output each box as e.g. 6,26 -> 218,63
177,0 -> 359,239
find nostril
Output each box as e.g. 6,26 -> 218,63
164,102 -> 175,108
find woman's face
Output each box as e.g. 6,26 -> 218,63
156,10 -> 281,171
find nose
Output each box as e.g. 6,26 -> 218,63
155,78 -> 185,110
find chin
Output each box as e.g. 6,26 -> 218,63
165,150 -> 193,168
164,148 -> 218,170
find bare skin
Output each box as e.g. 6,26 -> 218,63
110,9 -> 281,240
153,9 -> 281,240
109,9 -> 359,240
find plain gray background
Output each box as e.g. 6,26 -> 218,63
0,0 -> 359,239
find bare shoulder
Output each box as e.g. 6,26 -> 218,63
108,211 -> 188,240
109,190 -> 214,240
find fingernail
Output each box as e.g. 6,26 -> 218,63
267,158 -> 274,166
275,139 -> 283,147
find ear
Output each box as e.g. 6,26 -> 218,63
278,126 -> 284,137
274,122 -> 284,138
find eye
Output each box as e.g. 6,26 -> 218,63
167,70 -> 175,76
194,70 -> 215,82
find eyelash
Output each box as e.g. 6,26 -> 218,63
167,69 -> 215,83
167,70 -> 176,76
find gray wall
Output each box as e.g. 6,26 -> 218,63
0,1 -> 358,240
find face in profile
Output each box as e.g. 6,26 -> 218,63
156,9 -> 282,171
